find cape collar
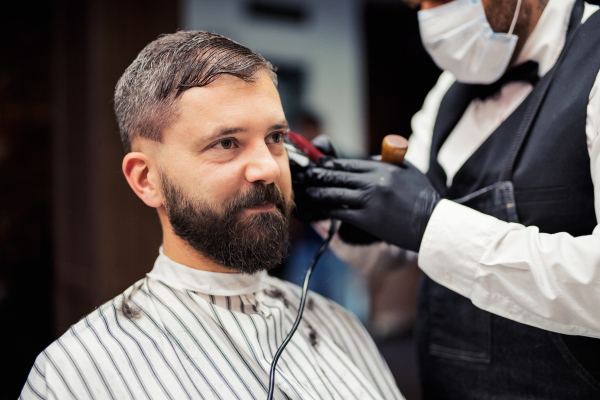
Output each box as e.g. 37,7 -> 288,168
146,247 -> 267,296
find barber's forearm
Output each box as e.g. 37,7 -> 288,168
419,199 -> 600,338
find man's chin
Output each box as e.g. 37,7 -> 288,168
207,246 -> 283,275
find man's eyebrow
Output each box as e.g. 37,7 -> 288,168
197,127 -> 246,148
203,121 -> 289,144
215,127 -> 247,137
212,121 -> 288,138
269,121 -> 289,131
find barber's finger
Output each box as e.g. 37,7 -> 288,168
305,187 -> 366,208
312,135 -> 339,158
317,157 -> 377,172
305,167 -> 365,188
290,168 -> 306,185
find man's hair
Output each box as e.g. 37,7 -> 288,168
114,30 -> 277,153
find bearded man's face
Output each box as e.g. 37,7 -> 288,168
147,72 -> 294,273
161,172 -> 293,274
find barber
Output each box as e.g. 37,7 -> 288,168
297,0 -> 600,398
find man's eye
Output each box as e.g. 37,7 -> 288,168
219,139 -> 233,149
269,132 -> 283,144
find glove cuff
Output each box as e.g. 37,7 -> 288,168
410,186 -> 441,252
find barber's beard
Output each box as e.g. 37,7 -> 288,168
161,174 -> 293,274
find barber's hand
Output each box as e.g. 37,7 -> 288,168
306,137 -> 382,244
291,136 -> 386,244
304,158 -> 441,252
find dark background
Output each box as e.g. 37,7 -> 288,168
0,0 -> 442,398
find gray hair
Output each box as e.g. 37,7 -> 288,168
114,30 -> 277,153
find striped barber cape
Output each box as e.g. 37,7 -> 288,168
21,248 -> 404,400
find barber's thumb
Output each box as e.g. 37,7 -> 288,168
312,135 -> 339,158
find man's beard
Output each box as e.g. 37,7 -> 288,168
160,173 -> 293,274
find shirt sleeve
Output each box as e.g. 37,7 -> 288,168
418,69 -> 600,339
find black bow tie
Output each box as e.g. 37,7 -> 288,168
472,60 -> 540,100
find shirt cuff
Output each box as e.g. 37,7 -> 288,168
418,199 -> 505,299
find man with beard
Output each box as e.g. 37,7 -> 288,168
20,31 -> 403,400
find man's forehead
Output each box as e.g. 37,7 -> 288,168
163,73 -> 285,142
177,73 -> 280,109
183,70 -> 275,94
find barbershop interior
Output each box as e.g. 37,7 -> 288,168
5,0 -> 600,399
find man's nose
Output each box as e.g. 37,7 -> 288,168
244,143 -> 281,184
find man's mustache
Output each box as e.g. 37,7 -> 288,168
226,183 -> 288,213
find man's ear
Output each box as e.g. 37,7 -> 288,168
122,152 -> 163,208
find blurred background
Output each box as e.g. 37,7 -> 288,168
0,0 -> 441,398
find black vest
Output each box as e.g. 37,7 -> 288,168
417,2 -> 600,399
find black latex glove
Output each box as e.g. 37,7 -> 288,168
304,158 -> 441,252
311,135 -> 340,158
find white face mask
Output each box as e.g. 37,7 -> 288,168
418,0 -> 522,84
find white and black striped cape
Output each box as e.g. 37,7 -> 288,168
21,250 -> 404,400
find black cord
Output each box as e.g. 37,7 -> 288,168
267,219 -> 338,400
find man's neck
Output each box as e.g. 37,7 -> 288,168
509,0 -> 548,67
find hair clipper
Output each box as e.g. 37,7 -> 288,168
284,130 -> 325,168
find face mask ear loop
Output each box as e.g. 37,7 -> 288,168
508,0 -> 522,37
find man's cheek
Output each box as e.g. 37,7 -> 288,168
277,160 -> 293,198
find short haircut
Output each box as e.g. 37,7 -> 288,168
114,30 -> 277,153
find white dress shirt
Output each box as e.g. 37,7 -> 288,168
20,249 -> 403,400
327,0 -> 600,339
